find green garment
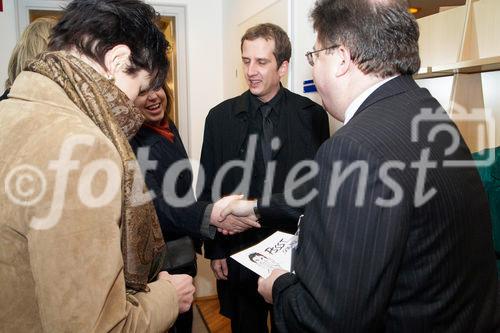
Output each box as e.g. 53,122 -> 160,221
473,147 -> 500,274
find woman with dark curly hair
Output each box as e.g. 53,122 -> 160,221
0,1 -> 194,332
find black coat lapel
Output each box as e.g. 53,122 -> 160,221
352,75 -> 419,121
272,91 -> 290,160
231,91 -> 251,157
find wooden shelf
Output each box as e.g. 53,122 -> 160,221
414,0 -> 500,151
435,56 -> 500,74
414,69 -> 451,80
414,56 -> 500,79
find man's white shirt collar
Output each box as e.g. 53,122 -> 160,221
343,75 -> 399,125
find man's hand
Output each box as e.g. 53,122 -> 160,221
210,258 -> 228,280
158,271 -> 195,313
217,214 -> 261,235
220,199 -> 258,219
257,269 -> 288,304
211,196 -> 261,235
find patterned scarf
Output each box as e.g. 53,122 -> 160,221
27,51 -> 166,292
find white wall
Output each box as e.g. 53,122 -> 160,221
289,0 -> 339,133
289,0 -> 315,96
160,0 -> 224,162
0,0 -> 19,91
480,71 -> 500,146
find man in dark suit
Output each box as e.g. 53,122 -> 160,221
223,0 -> 498,331
199,23 -> 329,332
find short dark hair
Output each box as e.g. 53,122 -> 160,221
249,252 -> 265,262
241,23 -> 292,67
49,0 -> 169,90
311,0 -> 420,77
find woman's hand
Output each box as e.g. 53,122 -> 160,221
158,271 -> 195,313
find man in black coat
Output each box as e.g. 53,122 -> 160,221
252,0 -> 499,332
198,23 -> 329,332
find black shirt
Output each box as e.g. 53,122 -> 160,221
245,86 -> 285,199
248,85 -> 284,133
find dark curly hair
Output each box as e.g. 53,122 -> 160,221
49,0 -> 169,90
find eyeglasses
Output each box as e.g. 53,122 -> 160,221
305,45 -> 339,66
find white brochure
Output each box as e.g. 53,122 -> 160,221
230,231 -> 295,278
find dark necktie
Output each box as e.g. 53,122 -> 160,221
261,104 -> 273,165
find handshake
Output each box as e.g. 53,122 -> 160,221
209,195 -> 260,235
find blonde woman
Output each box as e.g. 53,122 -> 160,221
2,17 -> 57,100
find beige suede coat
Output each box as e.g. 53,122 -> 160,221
0,72 -> 178,332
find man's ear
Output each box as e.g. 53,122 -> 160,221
103,44 -> 132,76
278,60 -> 289,78
335,46 -> 351,77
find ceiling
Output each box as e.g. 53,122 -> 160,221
408,0 -> 466,18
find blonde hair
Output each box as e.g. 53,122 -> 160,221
5,17 -> 57,89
